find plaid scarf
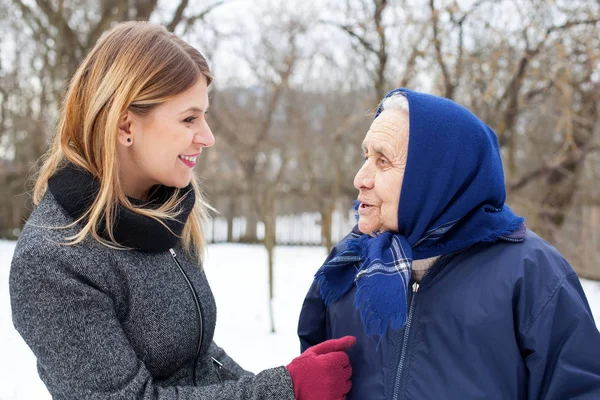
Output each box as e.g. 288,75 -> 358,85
315,224 -> 457,339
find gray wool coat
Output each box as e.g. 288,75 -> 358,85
9,192 -> 296,399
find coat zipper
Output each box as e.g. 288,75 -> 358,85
169,248 -> 204,386
392,281 -> 419,400
497,235 -> 524,243
389,234 -> 524,398
390,246 -> 475,399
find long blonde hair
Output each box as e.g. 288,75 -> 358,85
33,21 -> 213,263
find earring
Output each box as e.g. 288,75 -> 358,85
127,138 -> 132,143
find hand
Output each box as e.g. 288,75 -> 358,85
286,336 -> 355,400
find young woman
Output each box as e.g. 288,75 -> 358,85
10,21 -> 353,400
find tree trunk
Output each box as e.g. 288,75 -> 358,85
264,211 -> 276,333
242,184 -> 259,243
226,196 -> 236,242
536,161 -> 580,244
320,204 -> 334,251
242,210 -> 259,243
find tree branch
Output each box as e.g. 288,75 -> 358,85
12,0 -> 53,43
321,19 -> 378,55
183,0 -> 229,33
429,0 -> 453,98
86,0 -> 128,48
34,0 -> 83,52
508,143 -> 600,192
167,0 -> 189,32
494,17 -> 600,148
251,30 -> 299,151
547,18 -> 600,35
373,0 -> 388,100
451,0 -> 490,25
133,0 -> 160,21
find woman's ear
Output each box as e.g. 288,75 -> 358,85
118,111 -> 133,146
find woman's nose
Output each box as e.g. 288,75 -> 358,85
193,120 -> 215,148
353,160 -> 374,191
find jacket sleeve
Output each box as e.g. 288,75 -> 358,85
297,233 -> 357,354
297,280 -> 328,353
9,243 -> 294,400
521,270 -> 600,399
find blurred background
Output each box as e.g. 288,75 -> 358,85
1,1 -> 600,397
0,0 -> 599,279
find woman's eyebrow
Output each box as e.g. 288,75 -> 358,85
362,142 -> 387,157
180,106 -> 208,114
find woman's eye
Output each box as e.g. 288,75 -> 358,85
183,116 -> 198,123
378,157 -> 389,166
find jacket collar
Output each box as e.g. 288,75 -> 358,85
48,163 -> 196,253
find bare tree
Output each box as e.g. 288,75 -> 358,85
287,91 -> 369,250
2,0 -> 600,282
423,0 -> 600,275
0,0 -> 227,236
207,6 -> 308,331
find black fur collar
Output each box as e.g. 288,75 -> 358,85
48,164 -> 195,253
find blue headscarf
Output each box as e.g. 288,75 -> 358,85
315,88 -> 524,339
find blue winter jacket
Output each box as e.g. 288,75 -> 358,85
298,227 -> 600,400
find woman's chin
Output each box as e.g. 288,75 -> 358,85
176,180 -> 192,189
358,221 -> 379,236
164,174 -> 192,189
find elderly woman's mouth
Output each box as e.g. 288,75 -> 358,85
359,203 -> 375,210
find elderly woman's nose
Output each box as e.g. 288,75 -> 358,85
354,162 -> 374,190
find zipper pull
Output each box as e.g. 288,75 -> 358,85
211,357 -> 224,383
211,357 -> 223,368
412,282 -> 420,293
169,248 -> 176,258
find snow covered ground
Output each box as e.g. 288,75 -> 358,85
1,240 -> 599,400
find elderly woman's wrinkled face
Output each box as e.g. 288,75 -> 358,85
353,109 -> 409,236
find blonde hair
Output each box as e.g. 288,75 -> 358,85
33,21 -> 213,263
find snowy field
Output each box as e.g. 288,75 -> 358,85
1,239 -> 600,400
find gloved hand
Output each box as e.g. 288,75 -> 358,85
286,336 -> 355,400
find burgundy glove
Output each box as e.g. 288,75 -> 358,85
286,336 -> 355,400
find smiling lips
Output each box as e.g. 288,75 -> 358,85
178,153 -> 199,168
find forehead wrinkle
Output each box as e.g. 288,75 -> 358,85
372,110 -> 408,130
368,123 -> 408,153
370,127 -> 404,149
363,131 -> 393,151
371,116 -> 406,132
368,137 -> 396,156
363,121 -> 408,166
363,137 -> 406,167
363,110 -> 409,160
371,118 -> 408,141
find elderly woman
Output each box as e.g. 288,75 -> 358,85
298,88 -> 600,399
